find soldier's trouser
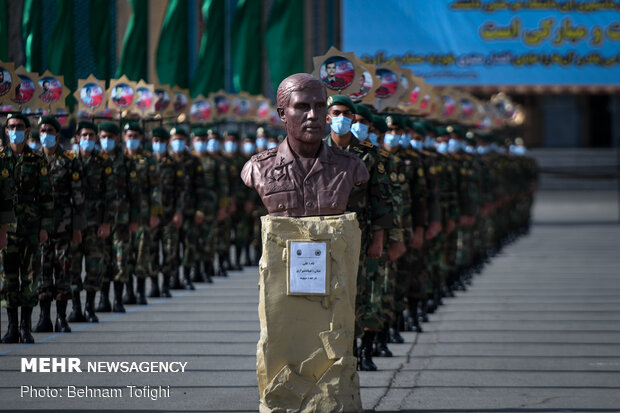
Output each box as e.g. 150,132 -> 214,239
200,222 -> 215,261
363,257 -> 385,332
150,220 -> 179,276
216,217 -> 232,256
103,224 -> 130,284
39,231 -> 72,301
396,249 -> 426,313
180,218 -> 200,268
382,259 -> 398,326
70,225 -> 104,293
127,225 -> 151,279
1,232 -> 41,308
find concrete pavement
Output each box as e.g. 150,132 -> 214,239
1,190 -> 619,411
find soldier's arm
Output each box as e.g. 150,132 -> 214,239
369,154 -> 395,232
38,158 -> 54,232
0,161 -> 15,225
149,157 -> 163,218
70,158 -> 87,231
102,159 -> 116,225
127,160 -> 141,225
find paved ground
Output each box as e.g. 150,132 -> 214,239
1,190 -> 619,412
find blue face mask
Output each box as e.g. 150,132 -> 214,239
170,139 -> 186,153
477,146 -> 489,155
126,139 -> 140,151
79,139 -> 96,152
410,139 -> 423,151
330,115 -> 352,135
100,138 -> 115,151
242,142 -> 256,155
383,133 -> 400,148
40,133 -> 56,148
266,141 -> 278,150
350,122 -> 369,140
424,136 -> 435,149
152,141 -> 167,154
368,133 -> 378,146
206,139 -> 220,153
465,145 -> 476,154
256,137 -> 268,149
448,138 -> 460,153
399,134 -> 410,147
436,142 -> 449,154
193,141 -> 207,153
8,130 -> 26,145
28,141 -> 41,151
224,141 -> 237,153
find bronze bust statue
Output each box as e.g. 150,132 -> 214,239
241,74 -> 369,217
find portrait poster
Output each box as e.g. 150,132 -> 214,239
189,96 -> 213,123
107,76 -> 137,112
35,70 -> 69,111
0,61 -> 16,104
74,75 -> 106,113
9,66 -> 41,110
134,80 -> 155,115
311,47 -> 358,97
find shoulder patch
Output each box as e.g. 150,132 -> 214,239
393,155 -> 401,162
418,168 -> 424,177
100,153 -> 108,160
378,149 -> 389,158
1,168 -> 8,178
390,172 -> 398,182
105,167 -> 112,175
130,171 -> 137,179
398,173 -> 405,183
197,165 -> 203,172
176,170 -> 183,177
41,167 -> 48,176
64,151 -> 76,160
377,162 -> 385,174
359,140 -> 373,148
72,171 -> 80,181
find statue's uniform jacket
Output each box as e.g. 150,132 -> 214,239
241,137 -> 369,217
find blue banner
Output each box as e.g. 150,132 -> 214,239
342,0 -> 620,86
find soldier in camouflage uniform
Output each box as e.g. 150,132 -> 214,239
1,114 -> 53,343
34,116 -> 86,334
123,122 -> 161,304
97,122 -> 139,314
324,96 -> 394,371
67,121 -> 116,323
170,127 -> 215,290
149,127 -> 183,297
237,135 -> 258,268
217,133 -> 240,274
222,132 -> 247,271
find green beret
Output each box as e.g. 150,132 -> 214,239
225,131 -> 239,140
464,130 -> 476,144
30,131 -> 40,141
123,121 -> 143,134
435,125 -> 449,137
372,115 -> 388,134
99,122 -> 120,135
354,103 -> 373,122
169,126 -> 188,138
76,121 -> 97,134
39,115 -> 61,132
327,95 -> 356,114
6,113 -> 31,128
243,134 -> 255,142
192,126 -> 207,137
448,124 -> 466,138
152,126 -> 170,140
412,121 -> 426,136
385,115 -> 406,129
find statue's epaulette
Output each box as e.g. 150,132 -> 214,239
333,147 -> 359,160
378,149 -> 390,158
253,147 -> 277,162
359,140 -> 374,148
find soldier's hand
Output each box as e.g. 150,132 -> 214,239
387,241 -> 406,262
367,230 -> 384,258
217,208 -> 227,222
425,221 -> 441,240
445,219 -> 455,234
98,223 -> 111,238
73,229 -> 82,244
149,215 -> 160,229
173,213 -> 183,229
39,229 -> 48,244
409,226 -> 424,249
129,222 -> 139,233
194,211 -> 204,224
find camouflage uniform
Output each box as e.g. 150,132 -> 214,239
216,153 -> 236,274
231,152 -> 253,269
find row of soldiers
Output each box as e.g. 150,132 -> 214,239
321,95 -> 538,371
0,113 -> 266,343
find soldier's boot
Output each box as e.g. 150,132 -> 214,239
112,281 -> 126,313
183,267 -> 195,290
1,307 -> 20,343
375,327 -> 393,357
408,300 -> 423,333
136,278 -> 147,305
123,276 -> 137,304
420,299 -> 430,323
170,271 -> 183,289
96,282 -> 112,312
358,332 -> 378,371
244,245 -> 252,267
389,314 -> 405,344
54,300 -> 72,333
161,275 -> 172,298
34,299 -> 54,332
234,247 -> 243,270
192,263 -> 205,283
84,291 -> 99,323
67,290 -> 87,322
148,276 -> 161,298
218,253 -> 229,277
20,306 -> 35,343
204,260 -> 214,284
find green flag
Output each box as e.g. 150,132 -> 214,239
156,0 -> 189,88
90,0 -> 111,80
191,0 -> 225,97
47,0 -> 75,108
0,0 -> 8,61
23,0 -> 43,73
265,0 -> 304,94
231,0 -> 262,94
115,0 -> 148,81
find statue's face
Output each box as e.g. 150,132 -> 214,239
279,87 -> 327,146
